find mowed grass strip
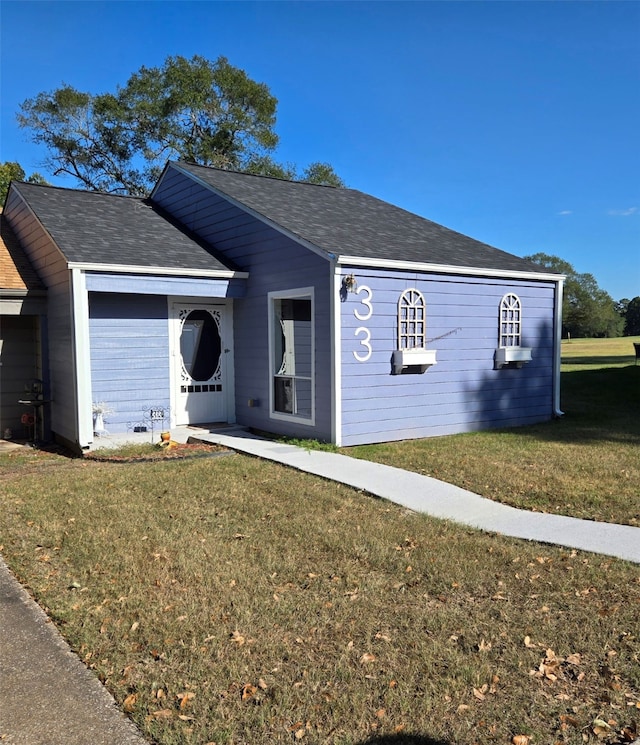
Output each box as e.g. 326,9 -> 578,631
1,449 -> 639,745
347,338 -> 640,526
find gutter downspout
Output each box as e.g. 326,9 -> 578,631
70,268 -> 93,448
553,277 -> 565,417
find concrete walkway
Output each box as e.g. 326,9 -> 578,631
0,557 -> 146,744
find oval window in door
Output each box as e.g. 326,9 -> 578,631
180,310 -> 221,381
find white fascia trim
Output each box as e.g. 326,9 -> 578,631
68,262 -> 248,279
330,263 -> 342,446
336,255 -> 565,283
170,162 -> 331,263
553,278 -> 565,417
0,289 -> 43,298
70,268 -> 93,448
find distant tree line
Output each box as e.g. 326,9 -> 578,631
526,253 -> 639,338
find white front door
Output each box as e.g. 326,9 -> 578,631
171,302 -> 232,426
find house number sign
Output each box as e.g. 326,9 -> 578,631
353,285 -> 373,362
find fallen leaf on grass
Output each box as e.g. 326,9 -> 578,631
177,691 -> 195,709
559,714 -> 580,728
241,683 -> 257,701
512,736 -> 531,745
150,709 -> 173,720
360,653 -> 376,664
230,630 -> 245,645
122,693 -> 137,712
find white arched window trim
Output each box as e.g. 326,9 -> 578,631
495,293 -> 532,369
392,288 -> 437,374
398,288 -> 426,350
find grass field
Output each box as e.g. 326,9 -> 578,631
0,338 -> 638,745
347,337 -> 640,527
561,335 -> 639,370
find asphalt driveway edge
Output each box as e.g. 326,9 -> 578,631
0,557 -> 148,744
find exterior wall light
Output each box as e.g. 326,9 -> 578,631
342,274 -> 358,293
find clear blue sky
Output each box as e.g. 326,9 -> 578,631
1,1 -> 638,301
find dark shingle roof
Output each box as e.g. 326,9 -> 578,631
0,212 -> 45,292
176,161 -> 552,275
12,182 -> 237,273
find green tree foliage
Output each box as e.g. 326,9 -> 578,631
622,296 -> 640,336
525,253 -> 624,338
0,161 -> 48,204
18,55 -> 343,196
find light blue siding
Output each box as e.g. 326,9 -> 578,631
340,269 -> 557,445
154,166 -> 333,441
88,293 -> 171,433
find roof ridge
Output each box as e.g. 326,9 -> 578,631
174,160 -> 344,190
13,181 -> 144,200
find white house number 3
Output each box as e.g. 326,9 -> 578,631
353,285 -> 373,362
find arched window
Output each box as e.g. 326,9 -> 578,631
398,289 -> 426,350
499,293 -> 522,348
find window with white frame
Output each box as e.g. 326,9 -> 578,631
499,293 -> 522,348
269,289 -> 314,422
398,289 -> 426,350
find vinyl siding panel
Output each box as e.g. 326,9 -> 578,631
88,293 -> 170,433
155,167 -> 334,442
4,191 -> 77,444
340,269 -> 556,445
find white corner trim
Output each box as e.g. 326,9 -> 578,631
331,265 -> 342,446
553,278 -> 565,417
70,268 -> 93,447
336,255 -> 565,284
68,261 -> 248,279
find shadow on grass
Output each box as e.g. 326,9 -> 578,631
464,360 -> 639,447
561,355 -> 636,366
519,365 -> 639,445
358,735 -> 450,745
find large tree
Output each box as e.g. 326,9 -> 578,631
18,55 -> 343,196
0,161 -> 48,204
525,253 -> 624,338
